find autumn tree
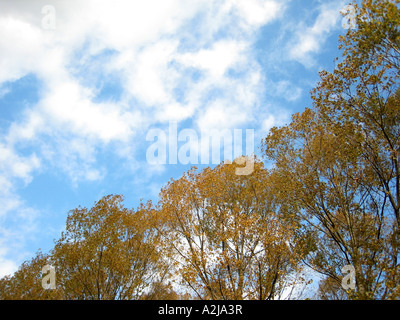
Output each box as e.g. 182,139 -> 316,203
263,0 -> 400,299
0,251 -> 63,300
156,157 -> 303,300
51,195 -> 168,300
0,195 -> 173,300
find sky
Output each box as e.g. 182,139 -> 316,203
0,0 -> 352,278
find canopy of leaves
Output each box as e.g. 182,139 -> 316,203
263,0 -> 400,300
156,158 -> 303,300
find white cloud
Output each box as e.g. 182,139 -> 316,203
273,80 -> 303,102
288,1 -> 344,66
0,16 -> 44,83
197,98 -> 251,133
0,186 -> 42,277
0,0 -> 282,132
0,143 -> 40,185
40,80 -> 136,143
258,106 -> 291,138
178,40 -> 247,78
0,0 -> 290,189
225,0 -> 284,28
0,86 -> 10,99
262,114 -> 277,133
155,102 -> 196,123
85,0 -> 207,50
122,40 -> 180,106
0,254 -> 18,278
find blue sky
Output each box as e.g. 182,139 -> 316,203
0,0 -> 351,277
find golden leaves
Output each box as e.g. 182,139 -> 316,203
47,195 -> 168,300
156,158 -> 300,300
261,0 -> 400,300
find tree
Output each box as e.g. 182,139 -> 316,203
156,157 -> 303,300
0,251 -> 63,300
0,195 -> 171,300
263,0 -> 400,299
51,195 -> 167,300
264,108 -> 392,299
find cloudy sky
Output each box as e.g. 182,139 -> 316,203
0,0 -> 350,277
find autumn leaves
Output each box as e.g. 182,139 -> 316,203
1,0 -> 400,300
263,0 -> 400,299
0,160 -> 303,300
156,160 -> 300,299
51,196 -> 165,300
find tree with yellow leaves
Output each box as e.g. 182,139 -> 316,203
263,0 -> 400,299
0,251 -> 63,300
0,195 -> 170,300
156,158 -> 303,300
51,195 -> 168,300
